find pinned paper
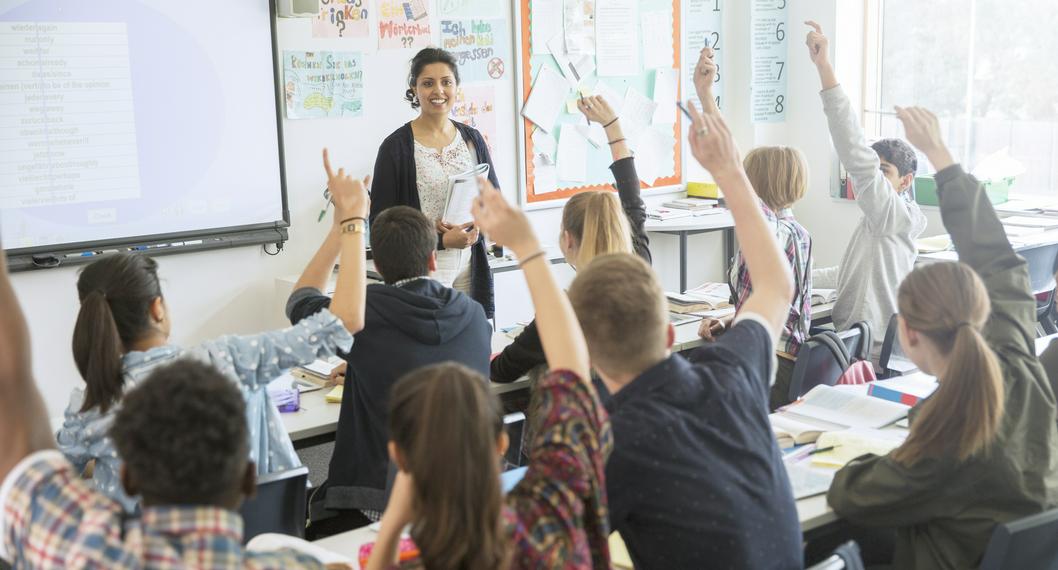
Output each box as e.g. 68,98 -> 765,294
440,19 -> 510,82
563,0 -> 596,55
620,87 -> 658,150
450,84 -> 497,151
283,51 -> 364,119
574,122 -> 607,149
522,66 -> 569,133
534,157 -> 559,195
596,0 -> 639,76
547,33 -> 595,90
591,81 -> 623,111
641,10 -> 674,69
531,0 -> 563,55
313,0 -> 370,39
635,128 -> 674,185
378,0 -> 432,51
532,128 -> 557,160
651,68 -> 678,125
557,126 -> 588,182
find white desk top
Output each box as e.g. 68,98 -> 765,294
671,302 -> 835,354
281,332 -> 525,443
644,210 -> 735,233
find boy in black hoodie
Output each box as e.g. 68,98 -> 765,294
287,205 -> 491,536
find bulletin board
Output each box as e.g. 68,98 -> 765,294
515,0 -> 684,207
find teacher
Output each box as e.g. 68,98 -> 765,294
371,47 -> 498,319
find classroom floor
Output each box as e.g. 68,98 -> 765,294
296,443 -> 333,487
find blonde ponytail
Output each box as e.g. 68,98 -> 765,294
891,262 -> 1005,466
562,191 -> 632,269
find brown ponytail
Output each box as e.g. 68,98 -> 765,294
562,191 -> 633,269
891,262 -> 1005,466
388,363 -> 510,569
72,254 -> 163,413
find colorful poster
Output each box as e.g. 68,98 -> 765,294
450,84 -> 497,151
750,0 -> 788,123
313,0 -> 370,39
283,51 -> 365,119
439,19 -> 510,82
377,0 -> 432,50
437,0 -> 503,19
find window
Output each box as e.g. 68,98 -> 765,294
864,0 -> 1058,197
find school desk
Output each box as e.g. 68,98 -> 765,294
644,210 -> 736,294
671,302 -> 836,354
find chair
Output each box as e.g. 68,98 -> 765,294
807,540 -> 865,570
979,508 -> 1058,570
786,331 -> 849,402
835,321 -> 872,363
877,314 -> 918,378
239,466 -> 310,543
503,412 -> 527,470
1020,243 -> 1058,336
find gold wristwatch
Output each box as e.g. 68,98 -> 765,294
339,218 -> 366,235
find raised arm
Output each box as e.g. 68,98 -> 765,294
897,106 -> 1036,345
473,179 -> 590,381
0,248 -> 54,483
693,47 -> 721,115
575,95 -> 652,263
686,104 -> 794,337
320,148 -> 369,335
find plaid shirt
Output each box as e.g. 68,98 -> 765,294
1,451 -> 328,569
729,204 -> 813,356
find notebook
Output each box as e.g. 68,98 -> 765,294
442,163 -> 490,225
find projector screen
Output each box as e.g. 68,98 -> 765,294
0,0 -> 286,256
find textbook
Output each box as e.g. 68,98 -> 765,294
810,427 -> 908,469
292,356 -> 344,387
666,282 -> 731,314
771,413 -> 844,447
773,384 -> 910,433
867,373 -> 938,406
661,197 -> 719,211
442,163 -> 490,225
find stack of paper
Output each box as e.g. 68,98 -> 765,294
662,197 -> 719,210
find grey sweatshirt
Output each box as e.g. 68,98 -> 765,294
812,86 -> 927,356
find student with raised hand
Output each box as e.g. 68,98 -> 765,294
0,253 -> 350,568
564,105 -> 801,568
695,46 -> 814,409
805,21 -> 927,359
490,94 -> 650,384
365,178 -> 611,570
55,149 -> 367,512
826,107 -> 1058,569
288,179 -> 490,535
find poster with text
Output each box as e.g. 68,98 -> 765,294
439,19 -> 510,82
313,0 -> 371,39
450,84 -> 496,151
750,0 -> 788,123
283,51 -> 365,119
437,0 -> 503,19
377,0 -> 432,50
683,0 -> 722,111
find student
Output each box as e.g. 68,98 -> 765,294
365,177 -> 610,570
827,106 -> 1058,569
490,94 -> 650,383
287,200 -> 491,534
567,106 -> 802,568
55,150 -> 366,512
0,257 -> 351,568
694,47 -> 813,410
805,22 -> 927,358
371,47 -> 499,317
1039,324 -> 1058,397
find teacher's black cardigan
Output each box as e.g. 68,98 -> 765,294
370,120 -> 497,318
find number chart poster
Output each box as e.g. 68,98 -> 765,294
440,19 -> 510,82
450,84 -> 497,151
283,51 -> 365,119
313,0 -> 371,39
750,0 -> 788,123
378,0 -> 432,50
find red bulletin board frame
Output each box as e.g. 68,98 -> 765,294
517,0 -> 683,205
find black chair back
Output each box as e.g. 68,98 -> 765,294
979,508 -> 1058,570
1021,243 -> 1058,296
787,331 -> 850,401
239,466 -> 309,543
503,412 -> 527,470
807,540 -> 865,570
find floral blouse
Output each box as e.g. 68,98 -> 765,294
55,309 -> 354,512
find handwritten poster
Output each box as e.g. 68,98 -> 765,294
450,84 -> 497,151
437,0 -> 503,19
377,0 -> 432,50
683,0 -> 722,111
283,51 -> 365,119
751,0 -> 788,123
313,0 -> 371,39
439,19 -> 510,82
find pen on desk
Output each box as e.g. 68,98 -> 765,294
808,445 -> 837,455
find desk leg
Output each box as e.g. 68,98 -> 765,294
723,228 -> 735,276
679,231 -> 688,293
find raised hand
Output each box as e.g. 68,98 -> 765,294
894,106 -> 953,171
323,148 -> 370,222
804,20 -> 829,67
686,100 -> 742,182
693,47 -> 718,108
471,177 -> 539,258
576,95 -> 618,126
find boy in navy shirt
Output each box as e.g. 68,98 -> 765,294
568,106 -> 803,569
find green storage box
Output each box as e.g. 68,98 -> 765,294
915,174 -> 1013,206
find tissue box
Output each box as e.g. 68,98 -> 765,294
915,175 -> 1012,206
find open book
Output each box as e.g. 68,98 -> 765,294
771,385 -> 910,447
667,282 -> 731,314
442,163 -> 490,225
810,427 -> 909,469
810,288 -> 837,306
